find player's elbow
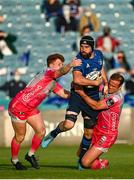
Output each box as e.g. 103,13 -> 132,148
91,103 -> 102,110
73,78 -> 82,85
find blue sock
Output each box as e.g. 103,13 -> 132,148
79,136 -> 92,161
51,125 -> 62,138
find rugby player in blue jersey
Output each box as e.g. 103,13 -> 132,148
41,36 -> 108,162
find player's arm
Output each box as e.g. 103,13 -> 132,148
101,66 -> 108,94
54,59 -> 82,78
52,82 -> 70,99
75,85 -> 114,110
55,89 -> 70,99
73,70 -> 103,86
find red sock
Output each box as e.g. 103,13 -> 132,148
11,137 -> 21,159
91,159 -> 102,170
29,135 -> 42,154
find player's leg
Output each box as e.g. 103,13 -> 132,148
80,146 -> 108,169
41,93 -> 80,148
51,111 -> 77,136
82,146 -> 103,166
11,119 -> 27,170
77,112 -> 95,160
25,112 -> 46,169
77,128 -> 93,159
41,111 -> 78,148
79,133 -> 109,170
79,130 -> 116,170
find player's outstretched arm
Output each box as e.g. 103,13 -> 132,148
55,89 -> 70,99
73,71 -> 103,86
55,59 -> 82,78
75,85 -> 114,110
52,82 -> 70,99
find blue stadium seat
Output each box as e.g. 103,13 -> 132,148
0,0 -> 134,89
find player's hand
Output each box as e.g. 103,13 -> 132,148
74,84 -> 85,96
103,85 -> 108,95
94,76 -> 103,86
70,58 -> 82,67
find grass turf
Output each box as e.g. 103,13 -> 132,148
0,144 -> 134,179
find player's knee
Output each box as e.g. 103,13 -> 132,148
64,113 -> 77,130
81,157 -> 90,168
15,134 -> 25,143
63,120 -> 74,131
84,117 -> 96,129
37,127 -> 46,139
40,128 -> 46,138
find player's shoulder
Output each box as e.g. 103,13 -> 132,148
111,92 -> 123,103
94,49 -> 103,57
76,52 -> 81,58
45,68 -> 55,75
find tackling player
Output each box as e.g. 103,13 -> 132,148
75,73 -> 124,170
8,53 -> 82,170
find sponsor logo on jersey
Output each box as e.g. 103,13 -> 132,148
111,112 -> 118,131
22,85 -> 42,102
98,135 -> 107,145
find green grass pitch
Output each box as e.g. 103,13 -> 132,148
0,144 -> 134,179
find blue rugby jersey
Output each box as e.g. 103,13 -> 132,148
73,49 -> 103,99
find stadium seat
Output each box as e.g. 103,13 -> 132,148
0,0 -> 134,101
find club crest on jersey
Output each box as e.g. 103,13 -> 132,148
86,64 -> 90,68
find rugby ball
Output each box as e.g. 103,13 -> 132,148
86,71 -> 100,88
86,71 -> 100,80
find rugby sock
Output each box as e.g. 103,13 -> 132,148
11,137 -> 20,162
79,136 -> 92,161
28,135 -> 42,156
91,159 -> 102,170
12,159 -> 19,164
51,125 -> 63,138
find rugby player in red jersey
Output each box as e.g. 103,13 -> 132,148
8,53 -> 82,170
75,73 -> 124,170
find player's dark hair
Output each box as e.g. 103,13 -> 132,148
110,73 -> 124,86
47,53 -> 65,67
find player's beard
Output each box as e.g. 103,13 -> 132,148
80,51 -> 92,59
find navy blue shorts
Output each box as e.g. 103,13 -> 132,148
66,90 -> 100,128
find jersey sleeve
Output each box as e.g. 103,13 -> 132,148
73,64 -> 83,73
53,82 -> 63,94
73,54 -> 83,73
